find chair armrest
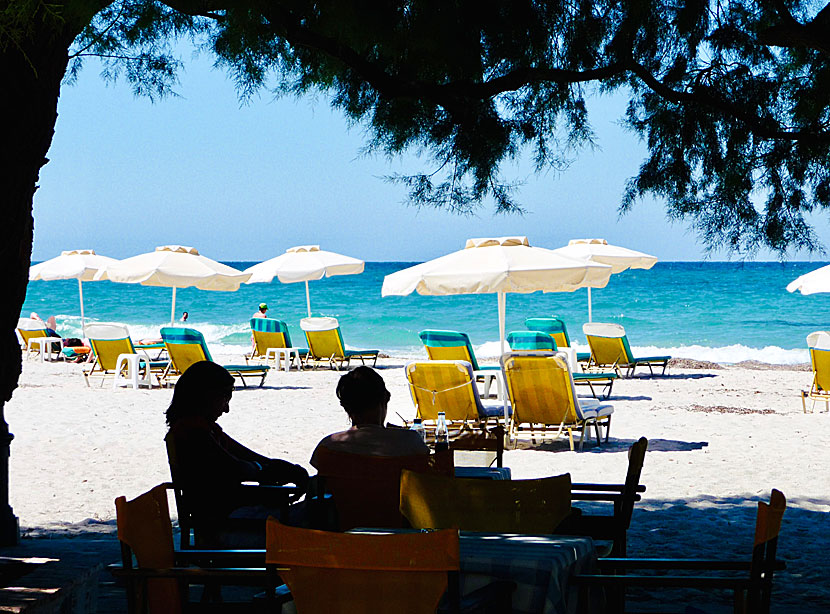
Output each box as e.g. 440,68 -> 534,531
595,557 -> 784,571
571,493 -> 642,503
571,573 -> 754,590
571,483 -> 646,492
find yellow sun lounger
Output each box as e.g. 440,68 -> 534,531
160,327 -> 269,387
16,318 -> 60,361
405,360 -> 507,434
84,323 -> 169,388
500,351 -> 613,451
802,331 -> 830,413
582,322 -> 670,378
248,317 -> 308,370
299,317 -> 379,370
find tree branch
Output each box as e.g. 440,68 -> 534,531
627,58 -> 830,144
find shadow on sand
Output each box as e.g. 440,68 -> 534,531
512,437 -> 708,453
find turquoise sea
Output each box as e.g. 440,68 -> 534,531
21,261 -> 830,364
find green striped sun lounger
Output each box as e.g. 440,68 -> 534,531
524,317 -> 592,362
160,327 -> 269,387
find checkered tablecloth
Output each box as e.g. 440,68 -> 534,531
458,532 -> 595,614
352,529 -> 595,614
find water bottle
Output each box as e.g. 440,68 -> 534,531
435,411 -> 449,451
411,418 -> 426,442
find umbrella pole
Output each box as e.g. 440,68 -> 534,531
498,291 -> 506,358
305,280 -> 311,318
171,287 -> 176,325
587,286 -> 592,323
78,279 -> 86,337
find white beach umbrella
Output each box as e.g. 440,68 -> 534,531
94,245 -> 251,324
552,238 -> 658,322
786,264 -> 830,296
29,249 -> 118,336
243,245 -> 365,317
381,236 -> 612,355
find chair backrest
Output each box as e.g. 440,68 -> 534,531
418,330 -> 481,371
300,317 -> 345,359
250,318 -> 294,355
749,489 -> 786,613
507,330 -> 557,351
500,351 -> 583,426
86,323 -> 135,371
160,327 -> 212,374
265,518 -> 458,614
115,485 -> 181,614
582,322 -> 633,366
525,317 -> 571,348
450,425 -> 505,468
16,318 -> 47,347
312,447 -> 454,531
807,331 -> 830,392
405,360 -> 485,423
400,471 -> 572,534
619,437 -> 648,530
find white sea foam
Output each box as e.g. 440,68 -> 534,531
473,340 -> 809,365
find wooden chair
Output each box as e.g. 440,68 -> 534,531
265,518 -> 514,614
560,437 -> 648,557
311,447 -> 454,531
165,437 -> 298,549
111,484 -> 275,614
572,489 -> 787,614
400,470 -> 572,534
450,424 -> 505,468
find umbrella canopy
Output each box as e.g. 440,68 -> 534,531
29,249 -> 117,336
95,245 -> 250,324
381,236 -> 612,355
786,264 -> 830,296
244,245 -> 365,317
551,239 -> 658,322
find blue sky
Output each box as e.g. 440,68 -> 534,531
32,51 -> 830,263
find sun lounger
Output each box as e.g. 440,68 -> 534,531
500,351 -> 613,451
84,323 -> 169,388
419,330 -> 501,398
248,317 -> 308,370
802,331 -> 830,412
405,360 -> 506,434
583,322 -> 670,377
16,318 -> 60,361
160,327 -> 269,387
525,316 -> 591,362
507,330 -> 617,399
299,317 -> 378,370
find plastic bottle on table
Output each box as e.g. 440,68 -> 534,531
411,418 -> 426,442
435,411 -> 449,451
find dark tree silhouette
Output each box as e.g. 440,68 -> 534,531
1,0 -> 828,542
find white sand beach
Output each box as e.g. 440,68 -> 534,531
6,354 -> 829,611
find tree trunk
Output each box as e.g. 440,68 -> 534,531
0,12 -> 78,545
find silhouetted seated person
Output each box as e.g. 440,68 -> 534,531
312,366 -> 429,461
165,360 -> 308,546
310,367 -> 447,530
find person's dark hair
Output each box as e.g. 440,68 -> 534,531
336,366 -> 390,424
166,361 -> 234,426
